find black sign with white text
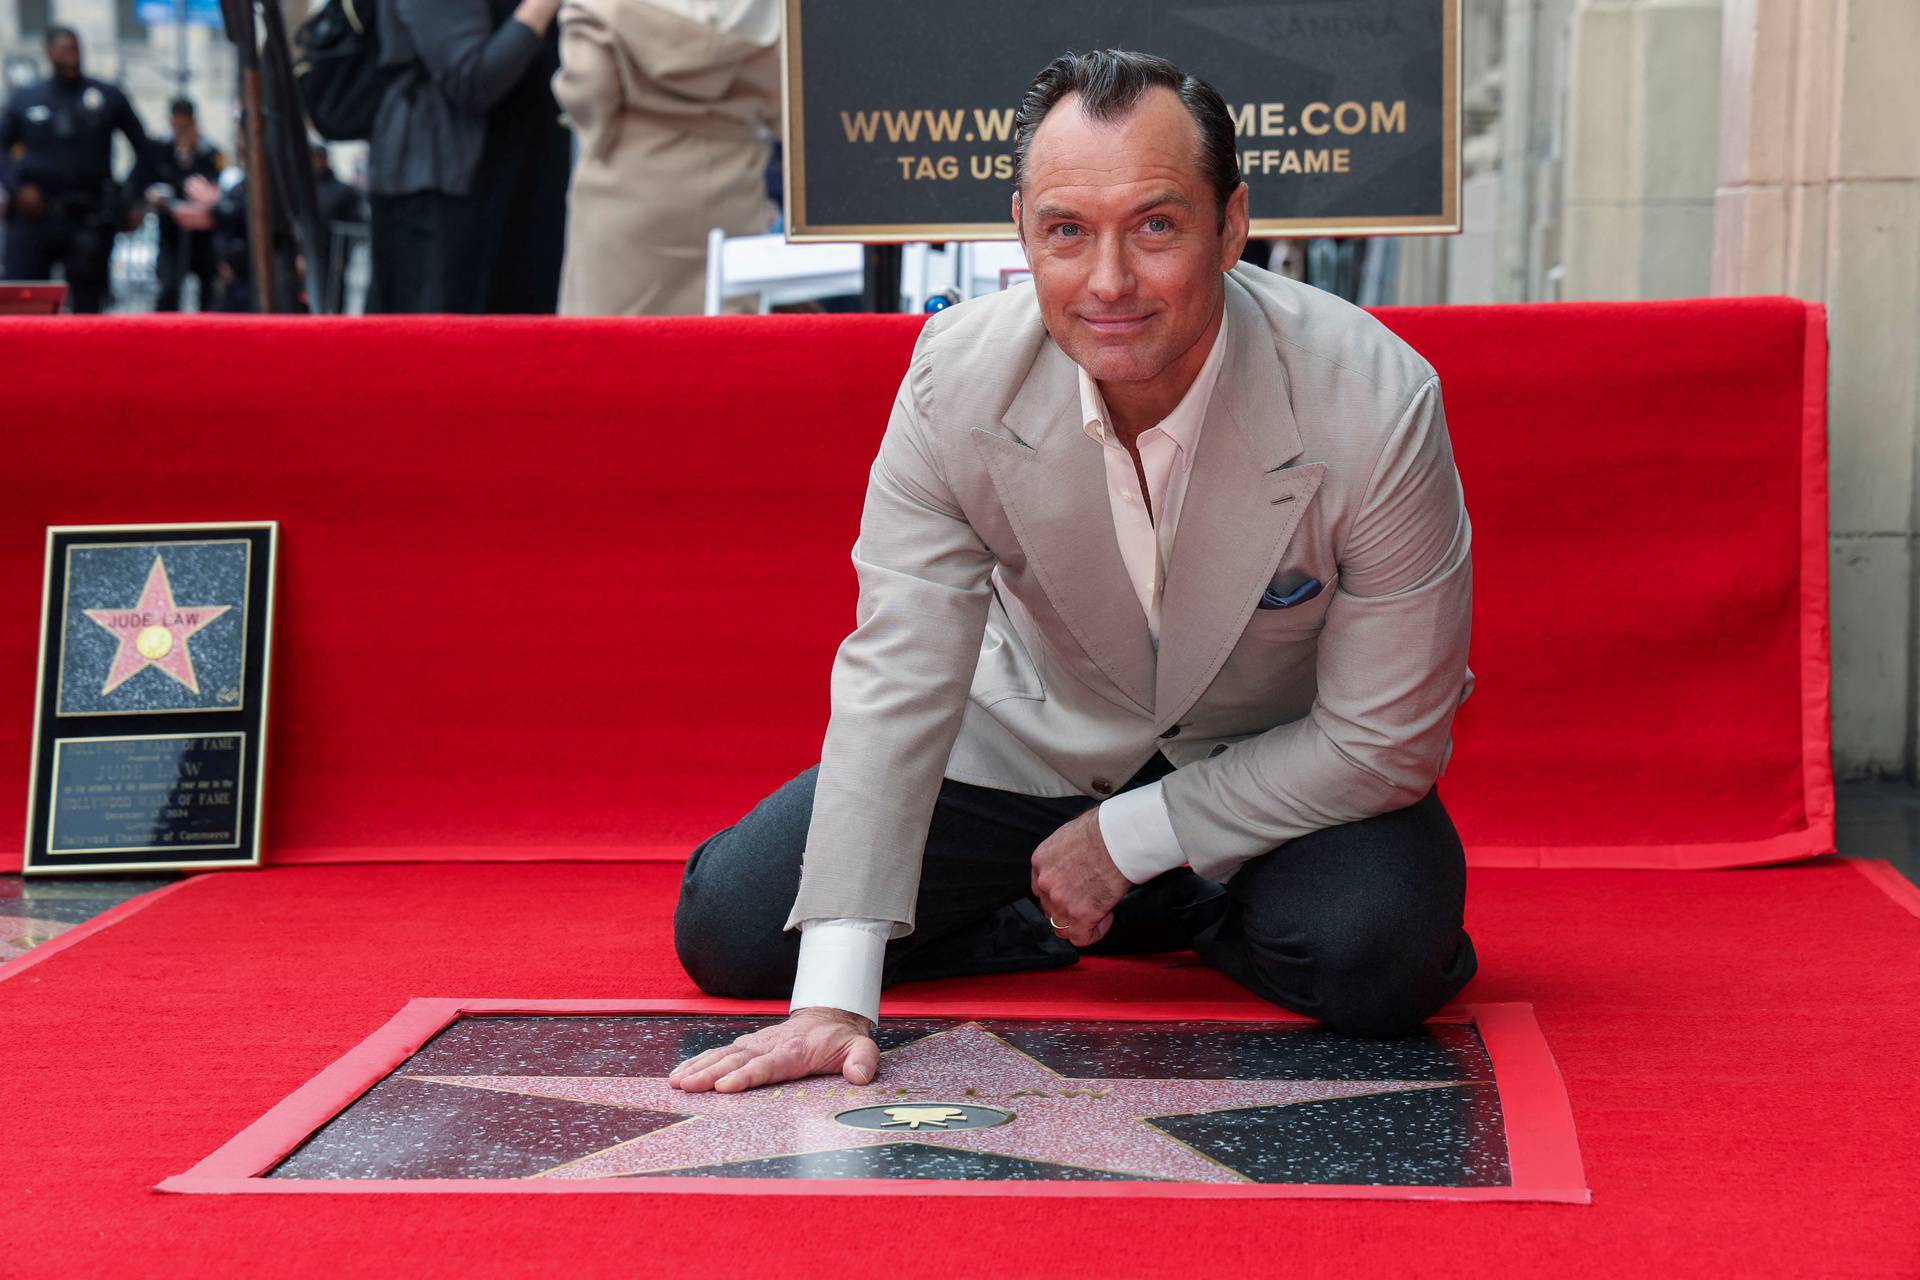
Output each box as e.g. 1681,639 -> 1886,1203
784,0 -> 1458,241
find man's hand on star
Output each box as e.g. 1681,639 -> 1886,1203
1031,806 -> 1131,948
668,1006 -> 878,1094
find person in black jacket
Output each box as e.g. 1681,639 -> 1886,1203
366,0 -> 570,313
313,144 -> 367,230
146,98 -> 225,312
0,27 -> 154,312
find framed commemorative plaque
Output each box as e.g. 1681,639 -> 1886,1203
23,523 -> 277,874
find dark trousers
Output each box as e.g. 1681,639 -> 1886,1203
153,230 -> 215,312
367,106 -> 568,314
2,211 -> 113,313
674,752 -> 1478,1037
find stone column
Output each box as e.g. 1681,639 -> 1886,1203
1560,0 -> 1724,300
1714,0 -> 1920,777
1496,0 -> 1540,300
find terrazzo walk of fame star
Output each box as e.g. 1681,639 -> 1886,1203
267,1015 -> 1514,1187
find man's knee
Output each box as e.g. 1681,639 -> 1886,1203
673,832 -> 800,998
672,769 -> 819,999
1311,958 -> 1456,1038
1233,792 -> 1471,1035
1300,905 -> 1476,1037
1235,875 -> 1472,1037
673,929 -> 795,1001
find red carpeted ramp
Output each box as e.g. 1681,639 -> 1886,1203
0,860 -> 1914,1276
0,298 -> 1829,870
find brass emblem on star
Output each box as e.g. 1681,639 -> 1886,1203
882,1106 -> 968,1130
833,1102 -> 1014,1132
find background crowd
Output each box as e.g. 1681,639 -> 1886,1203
0,0 -> 787,315
1,0 -> 1379,318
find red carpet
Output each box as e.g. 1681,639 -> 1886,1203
0,298 -> 1831,872
1,860 -> 1914,1277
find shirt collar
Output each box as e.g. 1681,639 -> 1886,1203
1078,306 -> 1230,455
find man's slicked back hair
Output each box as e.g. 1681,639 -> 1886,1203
1012,49 -> 1241,228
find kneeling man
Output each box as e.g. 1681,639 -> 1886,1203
672,49 -> 1477,1093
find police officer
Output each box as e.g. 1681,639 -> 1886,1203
146,98 -> 224,312
0,27 -> 154,313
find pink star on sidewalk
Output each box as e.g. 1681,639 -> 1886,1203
83,554 -> 231,697
411,1022 -> 1468,1183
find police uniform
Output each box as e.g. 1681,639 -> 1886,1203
150,133 -> 224,311
0,73 -> 152,312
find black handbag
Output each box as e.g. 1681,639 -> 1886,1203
294,0 -> 388,142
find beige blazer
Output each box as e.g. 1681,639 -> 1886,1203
789,263 -> 1474,933
552,0 -> 779,316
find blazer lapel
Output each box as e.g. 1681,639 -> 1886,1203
1153,279 -> 1323,731
970,339 -> 1158,716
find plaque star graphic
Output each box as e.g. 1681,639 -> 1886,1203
83,554 -> 232,696
410,1022 -> 1471,1183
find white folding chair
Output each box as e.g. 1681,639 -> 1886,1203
955,240 -> 1031,299
703,230 -> 865,314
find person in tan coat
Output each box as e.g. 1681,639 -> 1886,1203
552,0 -> 780,316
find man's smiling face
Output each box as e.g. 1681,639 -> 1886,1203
1015,85 -> 1249,398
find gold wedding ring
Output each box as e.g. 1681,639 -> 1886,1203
1048,915 -> 1070,930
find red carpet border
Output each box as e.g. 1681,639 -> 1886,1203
0,859 -> 1914,1276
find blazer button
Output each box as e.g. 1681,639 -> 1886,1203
1159,724 -> 1181,739
1091,778 -> 1113,795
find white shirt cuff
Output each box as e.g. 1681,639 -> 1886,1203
789,917 -> 889,1028
1097,780 -> 1188,884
